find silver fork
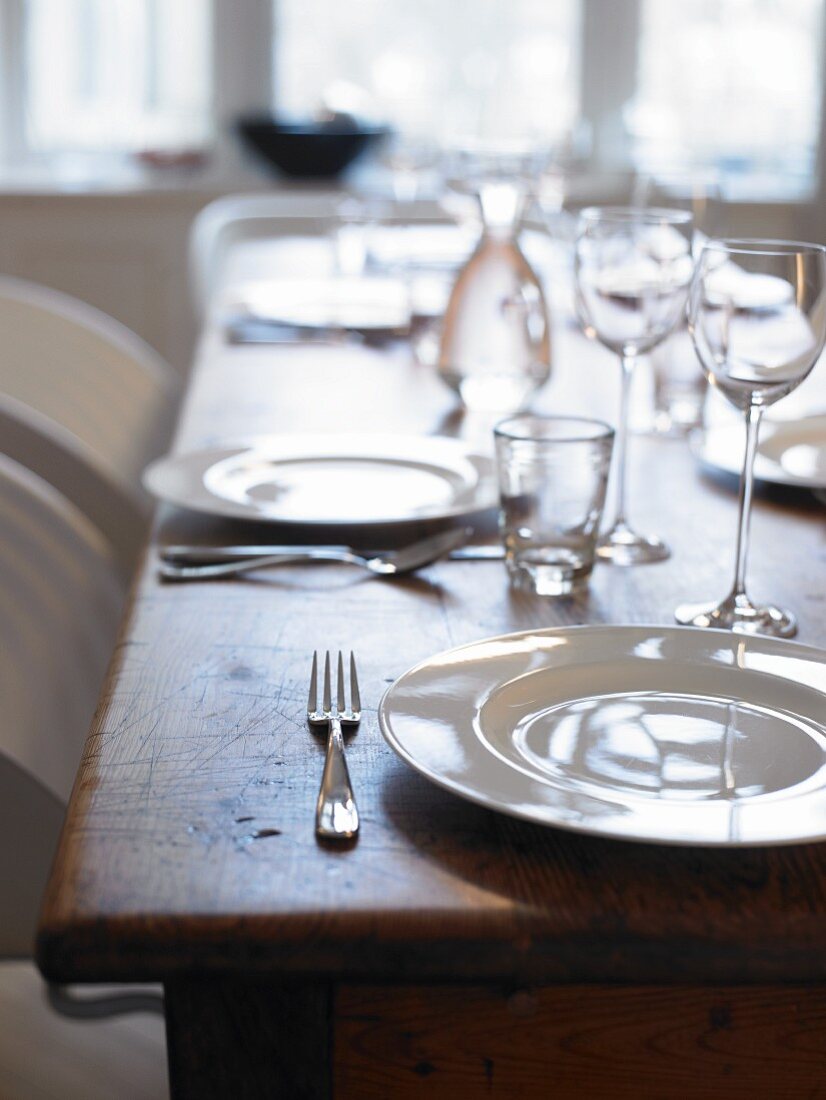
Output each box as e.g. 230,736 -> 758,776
307,651 -> 361,840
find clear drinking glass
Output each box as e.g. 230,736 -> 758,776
676,238 -> 826,637
438,145 -> 552,414
494,415 -> 615,596
574,206 -> 694,564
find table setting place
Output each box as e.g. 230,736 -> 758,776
142,161 -> 826,854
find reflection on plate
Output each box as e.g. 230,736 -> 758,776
379,625 -> 826,846
226,276 -> 411,336
693,414 -> 826,490
143,434 -> 496,526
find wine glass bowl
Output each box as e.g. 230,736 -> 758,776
574,206 -> 694,564
676,238 -> 826,637
690,242 -> 823,409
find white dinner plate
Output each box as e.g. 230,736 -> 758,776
379,625 -> 826,847
693,414 -> 826,490
366,224 -> 477,271
225,276 -> 411,336
143,434 -> 496,526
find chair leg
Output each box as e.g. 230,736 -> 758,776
47,982 -> 164,1019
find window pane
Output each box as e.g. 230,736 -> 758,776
25,0 -> 211,151
632,0 -> 823,194
273,0 -> 580,145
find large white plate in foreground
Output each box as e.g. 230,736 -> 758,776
143,434 -> 496,526
379,626 -> 826,847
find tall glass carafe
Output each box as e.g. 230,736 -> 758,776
438,168 -> 551,414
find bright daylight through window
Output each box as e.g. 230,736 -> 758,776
274,0 -> 580,147
631,0 -> 823,194
24,0 -> 210,151
3,0 -> 824,198
275,0 -> 824,194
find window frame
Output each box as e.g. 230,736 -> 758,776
0,0 -> 26,160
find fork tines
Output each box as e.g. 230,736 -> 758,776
308,650 -> 360,721
348,651 -> 361,717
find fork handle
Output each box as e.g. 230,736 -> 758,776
316,717 -> 359,839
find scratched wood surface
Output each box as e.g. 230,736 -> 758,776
36,261 -> 826,988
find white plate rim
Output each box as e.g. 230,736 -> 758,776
143,433 -> 497,527
227,276 -> 412,335
378,624 -> 826,848
692,414 -> 826,490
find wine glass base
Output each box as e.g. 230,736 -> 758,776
674,596 -> 797,638
596,526 -> 670,566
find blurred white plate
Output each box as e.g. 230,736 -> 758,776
144,434 -> 496,526
379,625 -> 826,847
693,414 -> 826,490
367,224 -> 477,271
226,276 -> 411,336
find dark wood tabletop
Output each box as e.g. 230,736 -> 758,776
36,251 -> 826,1097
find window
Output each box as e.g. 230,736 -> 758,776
274,0 -> 825,197
273,0 -> 581,147
0,0 -> 824,202
630,0 -> 823,195
22,0 -> 211,152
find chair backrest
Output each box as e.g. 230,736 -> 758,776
0,456 -> 123,954
0,765 -> 66,956
0,393 -> 147,578
189,192 -> 347,316
0,275 -> 180,490
189,191 -> 450,316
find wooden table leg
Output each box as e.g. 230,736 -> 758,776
164,979 -> 331,1100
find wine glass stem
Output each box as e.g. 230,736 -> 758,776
611,353 -> 635,529
729,403 -> 763,600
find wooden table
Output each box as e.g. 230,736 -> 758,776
37,240 -> 826,1098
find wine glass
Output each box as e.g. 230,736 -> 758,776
574,206 -> 694,564
676,238 -> 826,637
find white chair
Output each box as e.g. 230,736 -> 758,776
189,191 -> 450,317
0,454 -> 123,952
189,191 -> 348,316
0,456 -> 165,1095
0,275 -> 180,495
0,963 -> 168,1099
0,393 -> 145,578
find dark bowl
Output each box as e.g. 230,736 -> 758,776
237,116 -> 389,179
